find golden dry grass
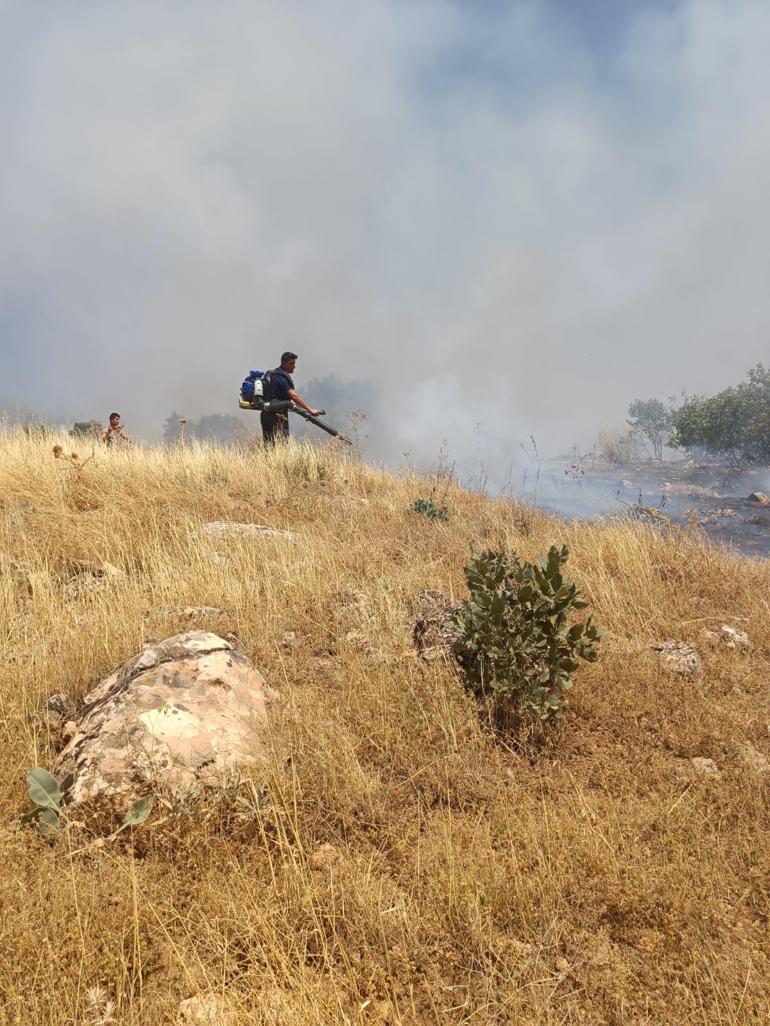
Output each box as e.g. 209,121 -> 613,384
0,431 -> 768,1025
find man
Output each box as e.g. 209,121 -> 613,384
101,412 -> 132,447
261,351 -> 322,444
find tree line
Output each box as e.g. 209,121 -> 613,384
625,364 -> 769,466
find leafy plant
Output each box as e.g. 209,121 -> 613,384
21,768 -> 62,836
671,364 -> 770,467
21,767 -> 154,839
453,545 -> 602,722
627,398 -> 676,461
409,497 -> 449,521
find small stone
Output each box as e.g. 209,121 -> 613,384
178,993 -> 235,1025
691,757 -> 721,778
700,625 -> 751,649
653,640 -> 703,677
740,744 -> 769,776
747,491 -> 769,506
203,521 -> 296,541
176,606 -> 228,620
310,843 -> 341,870
719,625 -> 750,649
281,630 -> 297,651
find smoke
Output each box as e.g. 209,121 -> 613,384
1,1 -> 770,478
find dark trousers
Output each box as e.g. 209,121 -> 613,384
261,411 -> 289,444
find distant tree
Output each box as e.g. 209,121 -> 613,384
671,364 -> 770,467
596,426 -> 636,465
191,414 -> 241,443
627,398 -> 675,461
70,420 -> 102,439
163,411 -> 183,444
162,411 -> 241,445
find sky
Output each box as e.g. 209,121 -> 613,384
1,0 -> 769,475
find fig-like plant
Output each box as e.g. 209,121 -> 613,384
453,545 -> 602,722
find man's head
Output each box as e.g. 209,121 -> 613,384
109,412 -> 121,426
280,351 -> 297,372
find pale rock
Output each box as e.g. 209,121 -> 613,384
691,757 -> 721,778
746,491 -> 769,506
178,993 -> 235,1026
64,562 -> 126,599
310,842 -> 341,870
281,630 -> 297,652
653,640 -> 702,677
203,521 -> 296,541
175,606 -> 229,621
700,625 -> 751,649
53,631 -> 271,824
740,744 -> 769,776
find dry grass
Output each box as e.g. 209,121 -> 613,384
0,430 -> 768,1025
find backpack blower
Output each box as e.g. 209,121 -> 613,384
239,370 -> 352,444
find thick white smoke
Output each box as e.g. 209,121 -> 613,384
1,0 -> 769,477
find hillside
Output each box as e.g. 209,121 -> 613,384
0,433 -> 768,1025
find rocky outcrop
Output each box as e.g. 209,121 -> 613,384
652,640 -> 702,677
700,624 -> 751,649
54,631 -> 272,823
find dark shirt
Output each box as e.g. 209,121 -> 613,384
269,369 -> 294,402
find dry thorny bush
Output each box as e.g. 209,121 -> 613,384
0,430 -> 768,1025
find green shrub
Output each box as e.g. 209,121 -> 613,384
409,497 -> 449,521
453,545 -> 602,722
671,364 -> 770,466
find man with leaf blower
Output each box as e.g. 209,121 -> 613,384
260,352 -> 323,444
239,352 -> 351,444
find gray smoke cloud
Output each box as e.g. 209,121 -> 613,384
1,1 -> 769,477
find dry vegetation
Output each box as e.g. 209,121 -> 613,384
0,431 -> 768,1025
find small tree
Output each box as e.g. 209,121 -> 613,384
671,365 -> 770,467
597,427 -> 635,465
627,398 -> 675,461
70,420 -> 102,440
453,546 -> 602,723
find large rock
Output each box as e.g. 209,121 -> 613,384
54,631 -> 271,822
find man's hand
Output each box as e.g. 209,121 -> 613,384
310,408 -> 325,417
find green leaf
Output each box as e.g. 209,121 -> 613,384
27,768 -> 61,810
123,794 -> 154,827
35,807 -> 60,837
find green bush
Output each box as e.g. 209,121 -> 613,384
671,364 -> 770,466
453,545 -> 602,722
409,497 -> 449,521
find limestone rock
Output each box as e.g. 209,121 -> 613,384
413,589 -> 462,662
746,491 -> 769,506
740,743 -> 769,776
53,631 -> 271,823
691,757 -> 721,778
64,562 -> 126,599
178,994 -> 235,1025
653,640 -> 702,677
310,842 -> 341,870
203,521 -> 296,541
700,625 -> 750,649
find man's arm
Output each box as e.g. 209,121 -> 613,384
286,389 -> 323,417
